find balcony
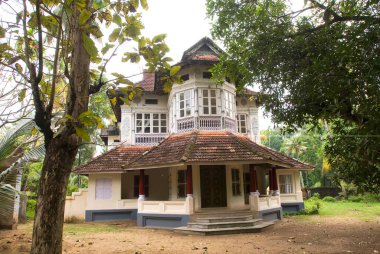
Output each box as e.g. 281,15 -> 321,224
135,133 -> 168,146
177,116 -> 236,133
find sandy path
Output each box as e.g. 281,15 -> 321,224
1,216 -> 379,254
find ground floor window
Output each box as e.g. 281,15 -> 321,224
133,175 -> 149,197
232,169 -> 241,196
279,174 -> 293,194
177,170 -> 187,198
95,179 -> 112,200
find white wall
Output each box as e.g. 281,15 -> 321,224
87,173 -> 122,210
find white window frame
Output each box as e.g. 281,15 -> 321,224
201,89 -> 217,115
279,174 -> 293,194
237,114 -> 247,133
95,178 -> 112,200
224,91 -> 235,118
135,113 -> 167,134
177,89 -> 193,118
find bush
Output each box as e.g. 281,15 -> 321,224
322,196 -> 337,202
347,193 -> 380,203
26,199 -> 36,220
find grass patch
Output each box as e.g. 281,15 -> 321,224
318,201 -> 380,221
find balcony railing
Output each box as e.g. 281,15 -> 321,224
177,116 -> 237,133
135,133 -> 167,146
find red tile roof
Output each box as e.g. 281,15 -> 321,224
191,55 -> 219,61
125,131 -> 313,170
73,146 -> 151,174
137,71 -> 155,91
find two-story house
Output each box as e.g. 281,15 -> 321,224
65,38 -> 312,232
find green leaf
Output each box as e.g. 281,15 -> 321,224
79,9 -> 92,25
109,28 -> 121,42
82,33 -> 98,58
152,34 -> 166,43
103,10 -> 112,22
15,63 -> 23,73
101,43 -> 115,54
74,127 -> 90,142
110,97 -> 117,106
0,26 -> 5,38
170,65 -> 181,76
140,0 -> 148,10
18,88 -> 26,101
111,73 -> 125,78
88,25 -> 103,38
113,14 -> 122,26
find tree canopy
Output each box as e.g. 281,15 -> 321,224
207,0 -> 380,192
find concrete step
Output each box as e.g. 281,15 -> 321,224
175,221 -> 275,236
195,215 -> 254,223
187,219 -> 262,229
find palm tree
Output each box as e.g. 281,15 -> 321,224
0,119 -> 44,228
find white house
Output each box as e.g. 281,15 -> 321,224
65,38 -> 313,232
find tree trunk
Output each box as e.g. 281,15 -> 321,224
30,134 -> 79,254
18,194 -> 27,224
30,1 -> 90,252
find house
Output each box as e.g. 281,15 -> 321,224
65,37 -> 313,230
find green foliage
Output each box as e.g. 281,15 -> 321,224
347,193 -> 380,203
302,195 -> 322,215
208,0 -> 380,192
26,199 -> 36,220
322,196 -> 337,202
260,129 -> 286,151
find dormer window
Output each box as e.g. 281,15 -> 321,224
202,72 -> 212,79
145,99 -> 158,104
181,74 -> 189,81
202,89 -> 217,115
177,89 -> 193,118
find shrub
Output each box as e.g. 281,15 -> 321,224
348,195 -> 363,202
26,199 -> 36,220
322,196 -> 337,202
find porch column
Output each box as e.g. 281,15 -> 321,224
268,167 -> 274,195
139,169 -> 145,200
272,166 -> 279,196
186,165 -> 193,197
249,164 -> 259,196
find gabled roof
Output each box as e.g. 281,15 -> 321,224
179,37 -> 224,67
124,131 -> 313,170
73,146 -> 151,174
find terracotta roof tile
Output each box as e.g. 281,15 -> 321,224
125,131 -> 313,170
137,71 -> 155,91
73,146 -> 151,174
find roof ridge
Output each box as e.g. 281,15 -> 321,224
228,132 -> 283,164
180,131 -> 199,162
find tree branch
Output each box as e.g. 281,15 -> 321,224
46,9 -> 63,117
35,0 -> 44,83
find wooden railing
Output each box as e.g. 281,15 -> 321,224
176,116 -> 237,133
135,133 -> 167,145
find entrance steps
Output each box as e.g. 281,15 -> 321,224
175,213 -> 274,235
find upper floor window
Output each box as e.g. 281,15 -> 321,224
177,90 -> 193,118
136,113 -> 167,133
224,91 -> 235,118
202,89 -> 217,115
279,175 -> 293,194
145,99 -> 158,104
237,114 -> 247,133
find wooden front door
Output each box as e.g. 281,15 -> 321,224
200,165 -> 227,208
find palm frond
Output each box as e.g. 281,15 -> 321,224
0,119 -> 36,162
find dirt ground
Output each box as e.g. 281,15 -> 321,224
0,216 -> 379,254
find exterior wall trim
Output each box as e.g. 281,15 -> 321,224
137,213 -> 190,228
85,209 -> 137,222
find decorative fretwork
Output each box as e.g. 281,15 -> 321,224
135,133 -> 167,146
198,116 -> 222,130
177,117 -> 196,132
224,117 -> 237,132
